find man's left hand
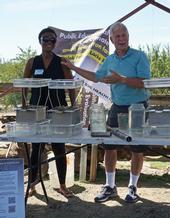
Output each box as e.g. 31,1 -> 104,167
100,71 -> 124,84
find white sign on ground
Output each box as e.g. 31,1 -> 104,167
0,158 -> 25,218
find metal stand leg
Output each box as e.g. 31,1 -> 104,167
38,144 -> 49,204
24,143 -> 31,207
24,143 -> 49,206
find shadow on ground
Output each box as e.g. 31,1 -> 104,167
26,191 -> 170,218
26,165 -> 170,218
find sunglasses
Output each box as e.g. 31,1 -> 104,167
41,37 -> 56,44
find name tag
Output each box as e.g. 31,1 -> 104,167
34,69 -> 44,75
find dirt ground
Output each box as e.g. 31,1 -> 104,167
26,160 -> 170,218
0,142 -> 169,218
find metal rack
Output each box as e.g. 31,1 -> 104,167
144,77 -> 170,88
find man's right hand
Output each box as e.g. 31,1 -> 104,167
61,58 -> 75,70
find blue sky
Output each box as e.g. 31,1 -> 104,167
0,0 -> 170,60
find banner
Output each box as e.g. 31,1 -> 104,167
50,26 -> 111,126
50,26 -> 111,102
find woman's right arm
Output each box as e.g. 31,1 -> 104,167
24,58 -> 34,78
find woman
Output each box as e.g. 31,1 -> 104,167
23,27 -> 75,198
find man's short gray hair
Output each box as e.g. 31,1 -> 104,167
109,22 -> 129,37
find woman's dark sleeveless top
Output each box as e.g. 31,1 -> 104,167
30,54 -> 67,109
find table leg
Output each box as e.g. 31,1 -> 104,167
24,143 -> 31,206
38,144 -> 49,204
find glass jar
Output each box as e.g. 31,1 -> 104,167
90,103 -> 106,133
128,103 -> 145,136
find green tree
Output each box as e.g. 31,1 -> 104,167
145,44 -> 170,96
0,47 -> 36,108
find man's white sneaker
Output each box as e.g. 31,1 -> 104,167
94,185 -> 118,203
125,185 -> 140,203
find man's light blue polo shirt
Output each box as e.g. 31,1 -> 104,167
96,47 -> 151,105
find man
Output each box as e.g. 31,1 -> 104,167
23,27 -> 75,197
62,22 -> 151,203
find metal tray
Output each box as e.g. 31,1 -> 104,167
48,79 -> 83,89
6,120 -> 50,137
47,106 -> 81,125
147,109 -> 170,125
6,121 -> 37,137
13,78 -> 51,88
38,122 -> 83,137
16,106 -> 47,123
143,124 -> 170,137
144,78 -> 170,88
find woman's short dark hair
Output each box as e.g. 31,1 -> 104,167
38,27 -> 57,42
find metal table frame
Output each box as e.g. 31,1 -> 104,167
0,128 -> 170,206
23,142 -> 88,205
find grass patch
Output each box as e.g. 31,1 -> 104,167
149,161 -> 170,170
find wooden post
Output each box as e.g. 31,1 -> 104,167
89,144 -> 98,182
79,145 -> 87,181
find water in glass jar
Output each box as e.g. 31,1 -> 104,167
90,103 -> 106,133
128,103 -> 145,136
